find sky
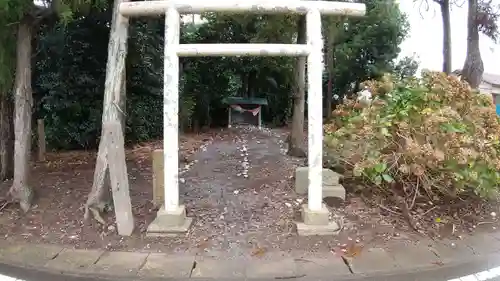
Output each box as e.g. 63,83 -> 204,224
398,0 -> 500,75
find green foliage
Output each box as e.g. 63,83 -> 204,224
35,14 -> 109,149
0,0 -> 108,137
392,55 -> 419,80
30,0 -> 410,149
0,0 -> 32,22
325,72 -> 500,200
51,0 -> 108,22
0,29 -> 15,94
477,0 -> 500,42
34,12 -> 166,149
126,18 -> 164,142
331,0 -> 409,96
0,0 -> 29,94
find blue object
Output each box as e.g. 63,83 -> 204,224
497,105 -> 500,116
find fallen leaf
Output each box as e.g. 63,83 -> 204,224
251,247 -> 267,258
197,241 -> 209,249
431,261 -> 444,266
344,243 -> 363,258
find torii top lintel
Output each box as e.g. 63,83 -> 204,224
118,0 -> 366,17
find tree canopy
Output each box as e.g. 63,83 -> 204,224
0,0 -> 412,153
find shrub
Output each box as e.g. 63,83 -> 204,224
324,71 -> 500,201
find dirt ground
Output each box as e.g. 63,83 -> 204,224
0,126 -> 499,259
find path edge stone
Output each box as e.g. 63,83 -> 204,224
0,237 -> 499,279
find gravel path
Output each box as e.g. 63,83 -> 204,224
181,126 -> 305,257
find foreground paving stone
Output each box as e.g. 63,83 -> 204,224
246,258 -> 298,278
89,251 -> 149,275
295,257 -> 351,277
44,248 -> 104,272
462,233 -> 500,255
429,239 -> 474,263
138,253 -> 194,277
0,245 -> 23,259
0,244 -> 63,266
191,258 -> 246,278
486,252 -> 500,268
349,247 -> 398,274
388,242 -> 440,269
488,230 -> 500,241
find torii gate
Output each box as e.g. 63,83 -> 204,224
116,0 -> 366,236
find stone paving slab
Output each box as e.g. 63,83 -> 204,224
387,242 -> 441,270
295,257 -> 351,277
191,258 -> 246,278
488,230 -> 500,241
245,258 -> 298,278
342,255 -> 497,281
138,253 -> 194,278
44,248 -> 104,272
349,247 -> 398,274
0,238 -> 500,279
88,251 -> 149,276
429,239 -> 474,263
0,244 -> 62,267
462,233 -> 500,255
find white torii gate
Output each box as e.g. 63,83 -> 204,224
118,0 -> 366,235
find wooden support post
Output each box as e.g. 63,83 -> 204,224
37,119 -> 46,162
84,0 -> 133,235
106,121 -> 134,236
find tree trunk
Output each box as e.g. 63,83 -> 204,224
287,16 -> 307,158
440,0 -> 452,74
85,0 -> 131,230
10,20 -> 34,212
0,91 -> 14,181
462,0 -> 484,89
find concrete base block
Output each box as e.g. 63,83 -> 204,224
294,167 -> 345,200
296,222 -> 340,236
295,204 -> 340,236
152,149 -> 164,207
323,184 -> 346,200
301,204 -> 329,225
147,205 -> 193,237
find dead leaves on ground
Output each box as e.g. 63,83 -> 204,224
251,246 -> 268,258
332,242 -> 364,258
29,132 -> 215,173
